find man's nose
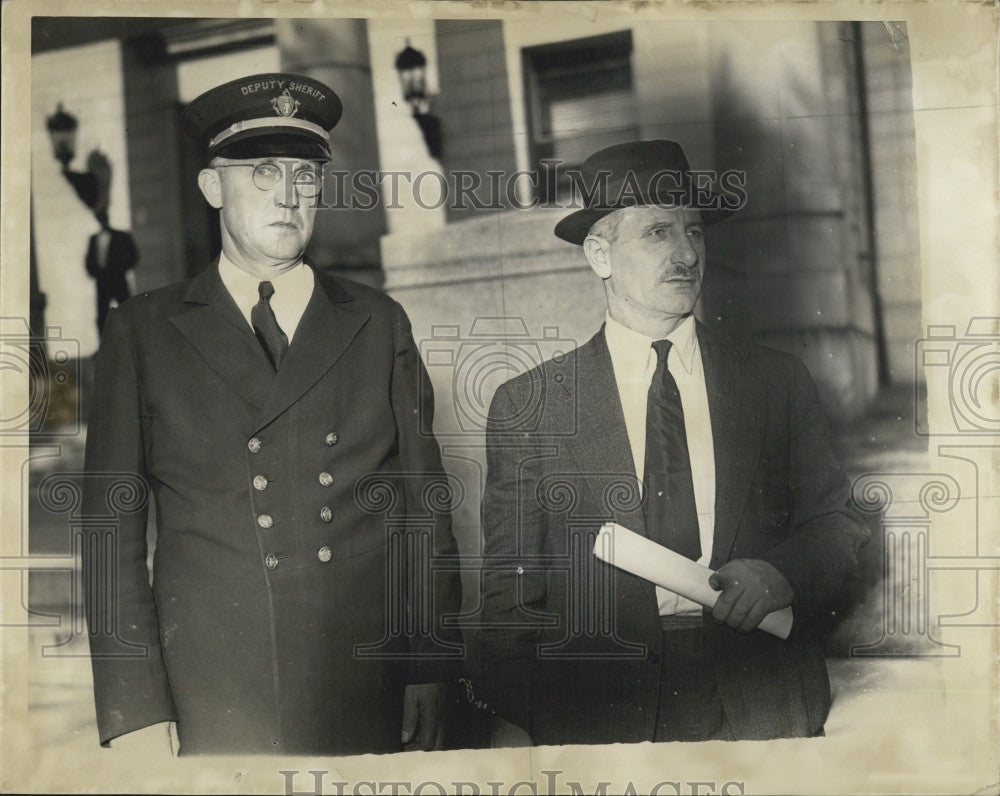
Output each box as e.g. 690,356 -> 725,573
671,236 -> 699,268
274,166 -> 301,209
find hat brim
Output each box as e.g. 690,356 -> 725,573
210,128 -> 331,162
554,202 -> 735,245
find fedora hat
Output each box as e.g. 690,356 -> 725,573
554,140 -> 738,244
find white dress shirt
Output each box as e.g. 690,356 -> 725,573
604,313 -> 716,615
95,229 -> 112,269
217,254 -> 315,343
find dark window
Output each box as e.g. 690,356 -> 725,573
523,31 -> 637,203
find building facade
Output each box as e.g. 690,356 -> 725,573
31,16 -> 922,595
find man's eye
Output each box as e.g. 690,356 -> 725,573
294,170 -> 319,184
255,164 -> 282,180
688,228 -> 705,240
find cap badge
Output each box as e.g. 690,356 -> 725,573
271,88 -> 300,118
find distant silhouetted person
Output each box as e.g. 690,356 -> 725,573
85,209 -> 137,335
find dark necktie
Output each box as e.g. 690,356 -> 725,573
643,339 -> 701,561
251,280 -> 288,370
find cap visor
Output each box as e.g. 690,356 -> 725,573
211,130 -> 331,162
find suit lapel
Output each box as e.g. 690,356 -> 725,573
561,329 -> 645,533
254,270 -> 370,432
697,322 -> 765,566
170,263 -> 274,410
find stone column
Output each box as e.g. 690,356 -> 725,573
706,21 -> 881,420
120,36 -> 187,290
275,19 -> 386,288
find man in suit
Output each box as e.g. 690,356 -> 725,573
473,140 -> 868,746
85,209 -> 138,336
82,73 -> 462,755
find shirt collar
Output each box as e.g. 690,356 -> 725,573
604,312 -> 699,374
217,252 -> 309,305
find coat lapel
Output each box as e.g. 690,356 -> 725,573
253,270 -> 370,432
170,263 -> 274,410
554,322 -> 765,551
561,329 -> 645,533
697,322 -> 765,566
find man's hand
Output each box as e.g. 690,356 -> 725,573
401,683 -> 447,751
708,559 -> 794,633
491,717 -> 532,748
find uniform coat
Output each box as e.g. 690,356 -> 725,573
473,323 -> 868,744
83,264 -> 462,755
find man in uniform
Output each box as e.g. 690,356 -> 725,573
83,73 -> 462,756
473,140 -> 868,745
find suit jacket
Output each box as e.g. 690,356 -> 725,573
472,323 -> 868,744
85,228 -> 138,286
82,263 -> 463,755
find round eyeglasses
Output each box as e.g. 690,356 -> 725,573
214,161 -> 323,198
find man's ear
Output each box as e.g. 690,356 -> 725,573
197,168 -> 223,209
583,235 -> 612,280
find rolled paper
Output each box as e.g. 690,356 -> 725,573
593,522 -> 793,640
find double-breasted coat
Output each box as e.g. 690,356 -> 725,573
472,323 -> 868,744
82,263 -> 462,755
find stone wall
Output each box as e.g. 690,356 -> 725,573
31,40 -> 131,357
384,208 -> 604,579
707,21 -> 880,420
378,19 -> 918,424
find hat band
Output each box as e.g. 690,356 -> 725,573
209,117 -> 330,151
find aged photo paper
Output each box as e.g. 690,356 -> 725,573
2,0 -> 998,793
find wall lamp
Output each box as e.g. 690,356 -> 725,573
45,103 -> 110,217
394,41 -> 443,160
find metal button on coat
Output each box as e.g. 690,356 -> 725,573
325,433 -> 339,446
248,437 -> 262,454
319,472 -> 333,487
257,514 -> 273,529
317,546 -> 333,563
320,507 -> 333,523
253,475 -> 268,491
265,553 -> 279,570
